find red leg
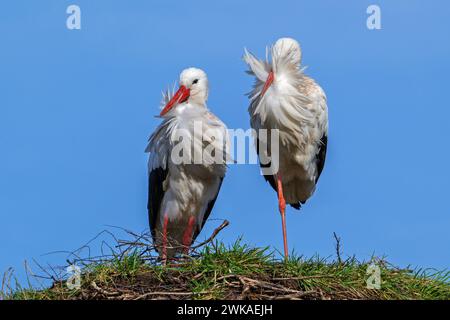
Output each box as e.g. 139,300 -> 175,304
182,216 -> 196,254
162,215 -> 169,263
276,173 -> 289,260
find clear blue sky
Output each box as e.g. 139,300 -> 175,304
1,0 -> 449,283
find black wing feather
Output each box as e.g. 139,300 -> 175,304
147,167 -> 168,243
315,134 -> 327,183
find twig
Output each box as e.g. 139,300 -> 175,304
272,290 -> 316,300
272,275 -> 334,281
191,220 -> 230,250
216,274 -> 240,281
91,281 -> 121,296
239,276 -> 301,294
31,258 -> 57,282
333,232 -> 342,264
239,277 -> 251,298
133,291 -> 207,300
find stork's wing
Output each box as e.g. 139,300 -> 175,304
315,134 -> 327,183
146,119 -> 173,243
147,166 -> 167,242
192,178 -> 224,241
254,134 -> 327,208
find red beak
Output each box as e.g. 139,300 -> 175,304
160,85 -> 190,116
261,71 -> 274,97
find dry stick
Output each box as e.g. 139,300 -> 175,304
272,275 -> 334,281
191,220 -> 230,250
239,276 -> 301,294
217,273 -> 329,288
216,274 -> 240,281
272,290 -> 316,300
117,240 -> 151,248
333,232 -> 342,264
31,258 -> 57,282
239,276 -> 251,297
133,291 -> 208,300
91,281 -> 121,296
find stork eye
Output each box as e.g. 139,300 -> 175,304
192,79 -> 199,84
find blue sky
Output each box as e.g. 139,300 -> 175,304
1,0 -> 449,283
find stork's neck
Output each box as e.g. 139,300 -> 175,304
188,92 -> 208,106
172,101 -> 207,118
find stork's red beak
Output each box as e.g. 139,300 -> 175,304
160,85 -> 190,116
261,71 -> 274,97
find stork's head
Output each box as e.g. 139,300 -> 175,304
260,38 -> 302,97
272,37 -> 302,67
160,68 -> 209,116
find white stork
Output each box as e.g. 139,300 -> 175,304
145,68 -> 229,260
244,38 -> 328,258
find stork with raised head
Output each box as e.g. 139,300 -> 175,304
145,68 -> 229,260
244,38 -> 328,259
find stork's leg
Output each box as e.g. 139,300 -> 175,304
182,216 -> 196,255
162,215 -> 169,264
276,173 -> 289,259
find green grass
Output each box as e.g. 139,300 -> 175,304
2,240 -> 449,300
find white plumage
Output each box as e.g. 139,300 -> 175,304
244,38 -> 328,257
146,68 -> 228,259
